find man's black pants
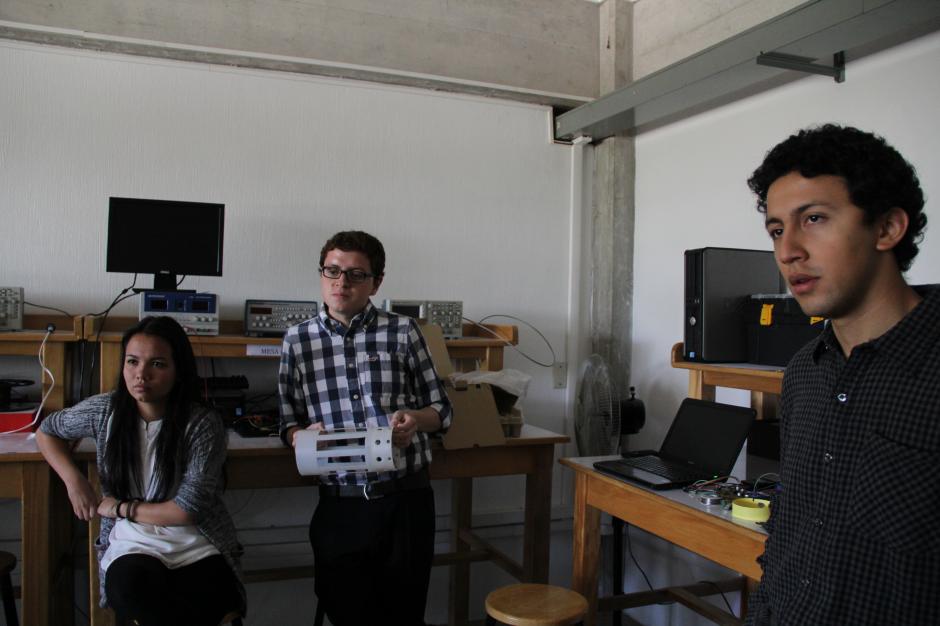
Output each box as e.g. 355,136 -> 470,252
310,484 -> 436,626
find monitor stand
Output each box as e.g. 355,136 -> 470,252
132,273 -> 195,293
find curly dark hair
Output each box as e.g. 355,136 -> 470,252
319,230 -> 386,277
747,124 -> 927,272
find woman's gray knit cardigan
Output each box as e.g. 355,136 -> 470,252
40,393 -> 246,614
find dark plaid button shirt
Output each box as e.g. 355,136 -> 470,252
278,301 -> 452,486
747,285 -> 940,625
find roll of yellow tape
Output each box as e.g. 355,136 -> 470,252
732,498 -> 771,522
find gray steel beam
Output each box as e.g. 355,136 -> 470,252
555,0 -> 940,140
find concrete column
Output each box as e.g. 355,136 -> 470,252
590,0 -> 634,396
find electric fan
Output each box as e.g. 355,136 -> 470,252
574,355 -> 621,456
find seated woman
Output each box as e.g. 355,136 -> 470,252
37,316 -> 244,625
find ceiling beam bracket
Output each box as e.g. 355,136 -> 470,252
756,51 -> 845,83
554,0 -> 940,140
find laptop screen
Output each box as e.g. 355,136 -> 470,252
658,399 -> 756,474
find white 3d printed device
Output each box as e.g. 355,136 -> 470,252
294,426 -> 403,476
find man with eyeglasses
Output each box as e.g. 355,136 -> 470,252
278,230 -> 452,626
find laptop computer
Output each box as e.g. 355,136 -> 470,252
593,398 -> 756,490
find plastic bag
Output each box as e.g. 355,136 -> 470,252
449,369 -> 531,400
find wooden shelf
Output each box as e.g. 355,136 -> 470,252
89,316 -> 518,393
0,315 -> 83,412
671,342 -> 783,420
671,342 -> 783,395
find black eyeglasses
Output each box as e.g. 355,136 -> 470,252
319,266 -> 376,284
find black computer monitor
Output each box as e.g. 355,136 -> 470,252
106,197 -> 224,291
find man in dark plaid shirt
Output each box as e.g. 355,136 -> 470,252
279,230 -> 452,626
745,124 -> 938,625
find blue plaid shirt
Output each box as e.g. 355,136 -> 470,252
278,301 -> 452,486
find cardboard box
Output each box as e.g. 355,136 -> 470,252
421,324 -> 506,449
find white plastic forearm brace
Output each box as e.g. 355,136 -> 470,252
294,426 -> 402,476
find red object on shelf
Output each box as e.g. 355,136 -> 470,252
0,404 -> 39,432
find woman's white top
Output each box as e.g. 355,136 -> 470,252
100,417 -> 219,572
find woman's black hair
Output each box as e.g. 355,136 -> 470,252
102,316 -> 203,501
747,124 -> 927,272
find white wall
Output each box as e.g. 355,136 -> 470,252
0,39 -> 581,601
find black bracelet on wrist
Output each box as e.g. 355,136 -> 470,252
116,500 -> 125,519
127,498 -> 140,522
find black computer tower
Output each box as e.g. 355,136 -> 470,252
684,247 -> 784,362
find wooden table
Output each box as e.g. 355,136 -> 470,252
561,456 -> 767,626
0,435 -> 74,626
671,342 -> 783,420
84,425 -> 568,626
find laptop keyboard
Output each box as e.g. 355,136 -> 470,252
623,455 -> 705,482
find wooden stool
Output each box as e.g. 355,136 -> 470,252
0,551 -> 18,626
485,583 -> 588,626
219,611 -> 243,625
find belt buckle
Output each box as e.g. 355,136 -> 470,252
362,482 -> 383,501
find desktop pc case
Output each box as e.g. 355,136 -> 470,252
684,247 -> 784,362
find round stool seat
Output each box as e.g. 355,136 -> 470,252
485,583 -> 588,626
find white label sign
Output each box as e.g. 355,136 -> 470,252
246,344 -> 281,357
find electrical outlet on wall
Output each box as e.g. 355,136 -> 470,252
553,362 -> 567,389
